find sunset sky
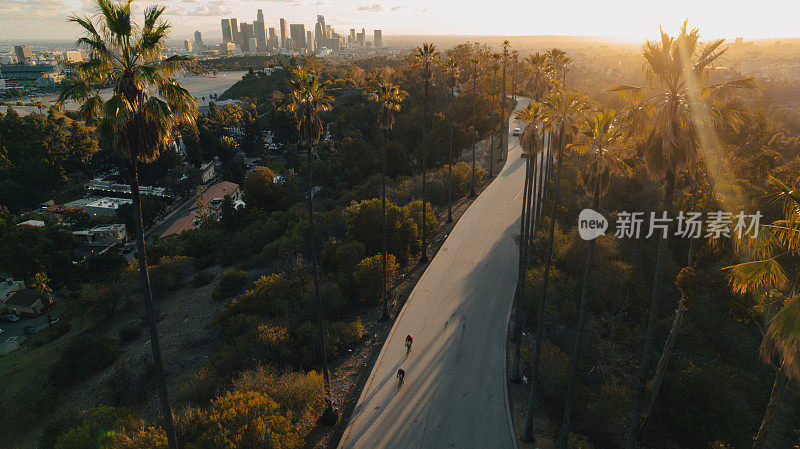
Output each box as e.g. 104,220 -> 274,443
2,0 -> 799,42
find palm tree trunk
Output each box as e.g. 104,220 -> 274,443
306,143 -> 336,422
447,83 -> 454,223
489,70 -> 496,178
421,78 -> 429,263
470,70 -> 477,198
640,237 -> 699,429
381,130 -> 390,321
501,57 -> 507,156
558,190 -> 600,449
624,172 -> 675,449
523,142 -> 564,442
763,373 -> 799,449
511,154 -> 534,381
754,366 -> 788,449
128,162 -> 178,449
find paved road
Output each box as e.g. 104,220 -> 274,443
338,97 -> 533,449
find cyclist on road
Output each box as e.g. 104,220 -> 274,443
397,368 -> 405,389
405,334 -> 413,355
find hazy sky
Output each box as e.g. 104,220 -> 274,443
2,0 -> 799,43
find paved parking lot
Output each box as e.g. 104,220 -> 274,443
0,314 -> 50,342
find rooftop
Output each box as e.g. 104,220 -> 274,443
4,289 -> 40,308
161,214 -> 198,238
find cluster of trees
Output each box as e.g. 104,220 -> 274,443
507,22 -> 800,449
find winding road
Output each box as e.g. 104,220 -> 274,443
338,97 -> 535,449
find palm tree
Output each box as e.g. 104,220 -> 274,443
557,110 -> 632,449
285,67 -> 338,423
511,102 -> 546,382
470,56 -> 479,198
611,23 -> 756,447
414,43 -> 440,263
31,272 -> 54,339
523,88 -> 587,442
58,2 -> 197,446
546,48 -> 571,85
524,52 -> 553,102
727,176 -> 800,449
511,50 -> 519,101
366,82 -> 407,321
489,52 -> 501,176
500,40 -> 510,155
445,56 -> 460,223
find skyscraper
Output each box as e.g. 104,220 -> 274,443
268,28 -> 279,48
240,22 -> 253,52
194,30 -> 203,48
255,10 -> 266,50
358,28 -> 365,46
290,24 -> 306,49
349,29 -> 356,47
221,19 -> 232,43
230,18 -> 239,44
279,18 -> 287,48
373,30 -> 382,48
184,39 -> 192,52
14,45 -> 32,62
315,22 -> 323,48
307,31 -> 314,51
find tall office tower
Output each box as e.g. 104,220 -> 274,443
255,10 -> 266,50
279,18 -> 287,48
326,25 -> 332,39
248,38 -> 257,54
314,22 -> 323,48
240,23 -> 254,51
184,39 -> 192,52
14,45 -> 32,62
316,15 -> 326,37
373,30 -> 382,48
357,28 -> 365,46
221,19 -> 232,42
307,31 -> 314,51
230,18 -> 239,44
268,28 -> 279,48
349,29 -> 356,46
194,31 -> 203,47
289,24 -> 306,49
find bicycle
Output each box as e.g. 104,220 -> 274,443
397,368 -> 405,390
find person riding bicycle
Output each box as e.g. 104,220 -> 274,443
397,368 -> 405,388
405,334 -> 413,353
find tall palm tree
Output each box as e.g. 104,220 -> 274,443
470,56 -> 479,198
511,50 -> 519,101
524,52 -> 552,102
500,40 -> 510,155
445,56 -> 460,223
547,48 -> 571,85
611,23 -> 756,447
31,272 -> 54,339
366,82 -> 407,321
414,43 -> 440,263
58,2 -> 197,446
511,102 -> 546,382
524,88 -> 587,442
728,176 -> 800,449
285,67 -> 338,422
489,52 -> 501,176
557,110 -> 632,449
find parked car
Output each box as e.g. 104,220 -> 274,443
0,314 -> 19,322
49,316 -> 60,324
512,127 -> 522,136
23,326 -> 36,336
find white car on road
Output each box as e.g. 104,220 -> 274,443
512,127 -> 521,136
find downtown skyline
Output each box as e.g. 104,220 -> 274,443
5,0 -> 800,42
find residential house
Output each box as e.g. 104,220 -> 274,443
3,289 -> 43,317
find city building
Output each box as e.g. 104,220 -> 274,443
268,28 -> 279,48
218,42 -> 235,55
350,29 -> 356,46
84,197 -> 132,216
0,64 -> 56,88
0,278 -> 25,304
290,24 -> 307,49
14,45 -> 32,63
86,180 -> 170,199
374,30 -> 382,48
161,214 -> 199,238
230,18 -> 240,44
280,18 -> 287,48
194,31 -> 203,48
72,224 -> 127,247
189,181 -> 240,215
65,50 -> 83,63
239,22 -> 254,52
200,160 -> 216,183
255,10 -> 267,50
307,31 -> 314,51
358,28 -> 365,46
184,39 -> 192,52
248,38 -> 258,54
221,19 -> 232,43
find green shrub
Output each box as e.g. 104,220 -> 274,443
118,323 -> 141,343
53,405 -> 132,449
231,366 -> 324,433
178,366 -> 221,406
344,198 -> 419,263
190,390 -> 302,449
353,254 -> 399,305
103,357 -> 145,406
39,410 -> 82,449
192,269 -> 214,287
212,268 -> 252,301
49,334 -> 121,387
148,255 -> 195,295
220,273 -> 291,318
